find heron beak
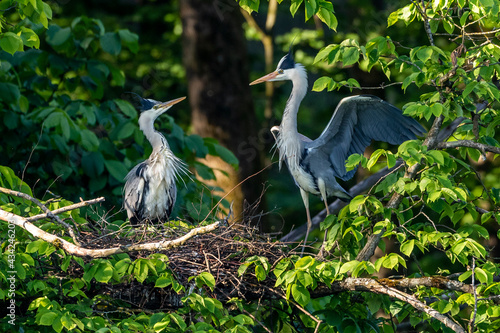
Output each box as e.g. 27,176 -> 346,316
153,96 -> 186,109
249,71 -> 279,85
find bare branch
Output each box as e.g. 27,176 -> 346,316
377,276 -> 473,294
415,0 -> 435,46
315,277 -> 466,333
0,208 -> 220,258
469,258 -> 478,333
437,140 -> 500,155
0,186 -> 80,244
26,197 -> 106,221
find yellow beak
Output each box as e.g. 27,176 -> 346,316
154,96 -> 186,109
249,71 -> 279,85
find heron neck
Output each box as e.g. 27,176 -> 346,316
278,63 -> 308,169
281,63 -> 307,135
139,114 -> 170,152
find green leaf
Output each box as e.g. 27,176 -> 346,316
400,239 -> 414,256
290,0 -> 304,17
428,150 -> 444,165
443,19 -> 454,34
316,7 -> 337,31
19,27 -> 40,49
304,0 -> 317,21
80,129 -> 100,151
340,260 -> 359,274
291,283 -> 310,307
255,264 -> 267,281
115,99 -> 137,118
367,149 -> 385,170
312,76 -> 334,92
296,271 -> 313,287
342,47 -> 360,66
100,32 -> 121,55
196,272 -> 216,291
155,275 -> 172,288
118,29 -> 139,53
105,160 -> 129,182
94,263 -> 114,283
0,32 -> 23,55
194,162 -> 215,180
46,26 -> 71,47
115,122 -> 136,140
61,314 -> 75,330
345,154 -> 364,171
383,254 -> 400,269
212,144 -> 239,167
475,267 -> 488,284
239,0 -> 260,13
40,311 -> 58,326
0,83 -> 20,105
416,47 -> 433,62
463,81 -> 478,97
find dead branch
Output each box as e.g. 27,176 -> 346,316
0,186 -> 80,245
0,208 -> 220,258
26,197 -> 106,221
437,140 -> 500,155
324,277 -> 465,332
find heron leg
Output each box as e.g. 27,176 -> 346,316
300,188 -> 312,256
318,179 -> 331,258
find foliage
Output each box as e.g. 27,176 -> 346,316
1,0 -> 500,333
0,7 -> 236,221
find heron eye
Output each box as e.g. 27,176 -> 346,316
278,69 -> 284,74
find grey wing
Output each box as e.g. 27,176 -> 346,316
305,95 -> 425,181
123,162 -> 148,220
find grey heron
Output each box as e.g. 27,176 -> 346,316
123,93 -> 188,226
250,50 -> 425,253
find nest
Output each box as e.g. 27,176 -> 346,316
71,223 -> 295,311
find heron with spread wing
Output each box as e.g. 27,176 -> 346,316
123,93 -> 188,226
250,50 -> 425,253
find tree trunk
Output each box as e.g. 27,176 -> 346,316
180,0 -> 264,222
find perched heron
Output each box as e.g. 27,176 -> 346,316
250,50 -> 425,252
123,93 -> 188,226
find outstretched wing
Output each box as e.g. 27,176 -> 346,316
123,161 -> 148,223
305,95 -> 425,181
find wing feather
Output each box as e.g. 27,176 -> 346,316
123,162 -> 148,221
305,95 -> 425,180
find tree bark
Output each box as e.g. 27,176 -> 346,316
180,0 -> 264,221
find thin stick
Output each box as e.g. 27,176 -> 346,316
0,186 -> 80,245
202,161 -> 277,222
26,197 -> 106,221
469,258 -> 477,333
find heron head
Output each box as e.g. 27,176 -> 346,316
125,92 -> 185,116
249,51 -> 297,85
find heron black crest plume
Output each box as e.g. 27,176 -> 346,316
278,37 -> 297,70
124,92 -> 160,112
